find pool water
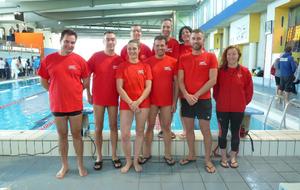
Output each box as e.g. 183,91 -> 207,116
0,78 -> 274,131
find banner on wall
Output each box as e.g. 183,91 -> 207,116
286,25 -> 300,52
229,15 -> 250,45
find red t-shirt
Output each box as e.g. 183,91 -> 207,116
213,66 -> 253,112
178,51 -> 218,99
145,55 -> 177,106
87,51 -> 122,106
116,61 -> 152,110
121,43 -> 152,61
179,44 -> 192,58
38,52 -> 89,112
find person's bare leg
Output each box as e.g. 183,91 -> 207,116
134,108 -> 149,172
69,114 -> 88,177
284,91 -> 290,103
143,105 -> 159,158
120,110 -> 134,173
55,116 -> 69,179
108,106 -> 119,160
160,106 -> 173,159
183,117 -> 196,160
179,111 -> 186,138
93,105 -> 105,163
199,119 -> 215,173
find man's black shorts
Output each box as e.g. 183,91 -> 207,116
180,98 -> 212,120
52,110 -> 82,117
275,76 -> 280,86
280,75 -> 294,92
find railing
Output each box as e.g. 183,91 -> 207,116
263,94 -> 285,130
279,98 -> 300,129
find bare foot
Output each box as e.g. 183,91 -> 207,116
78,167 -> 88,177
56,167 -> 69,179
133,161 -> 143,172
120,162 -> 132,174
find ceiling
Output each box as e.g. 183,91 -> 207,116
0,0 -> 197,36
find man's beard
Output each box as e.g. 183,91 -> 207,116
193,43 -> 202,51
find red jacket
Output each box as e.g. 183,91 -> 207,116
213,65 -> 253,112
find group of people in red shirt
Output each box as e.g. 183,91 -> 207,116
38,18 -> 253,179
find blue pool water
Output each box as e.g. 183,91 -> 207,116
0,78 -> 274,131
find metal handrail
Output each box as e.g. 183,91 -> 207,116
263,94 -> 285,129
279,98 -> 300,129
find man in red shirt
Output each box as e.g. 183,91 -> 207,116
178,29 -> 218,173
157,18 -> 180,139
140,35 -> 178,165
120,24 -> 152,61
38,29 -> 89,179
160,18 -> 180,60
86,31 -> 123,170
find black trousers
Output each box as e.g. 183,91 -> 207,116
217,112 -> 244,152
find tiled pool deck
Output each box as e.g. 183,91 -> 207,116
1,155 -> 300,190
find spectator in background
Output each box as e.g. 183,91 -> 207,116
5,58 -> 11,80
272,57 -> 281,98
278,46 -> 297,102
11,57 -> 19,79
0,57 -> 5,79
33,56 -> 40,75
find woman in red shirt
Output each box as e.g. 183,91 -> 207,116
116,39 -> 152,173
213,46 -> 253,168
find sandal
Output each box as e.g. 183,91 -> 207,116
179,158 -> 196,166
158,131 -> 176,139
163,157 -> 176,166
230,160 -> 239,168
205,162 -> 216,173
138,155 -> 152,165
220,160 -> 229,168
112,158 -> 122,169
93,161 -> 103,170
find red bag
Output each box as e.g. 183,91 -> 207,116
270,65 -> 276,76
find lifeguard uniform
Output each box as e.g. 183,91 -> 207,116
145,55 -> 177,106
179,44 -> 192,57
87,51 -> 122,106
38,52 -> 89,113
116,61 -> 152,110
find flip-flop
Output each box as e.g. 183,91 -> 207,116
220,160 -> 229,168
179,158 -> 196,166
93,161 -> 103,170
138,155 -> 152,165
157,131 -> 176,139
112,158 -> 122,168
205,163 -> 216,173
230,160 -> 239,168
163,157 -> 176,166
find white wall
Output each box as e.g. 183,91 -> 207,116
257,12 -> 267,69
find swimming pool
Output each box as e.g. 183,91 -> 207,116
0,78 -> 274,131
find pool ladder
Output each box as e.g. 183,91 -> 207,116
264,95 -> 300,130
